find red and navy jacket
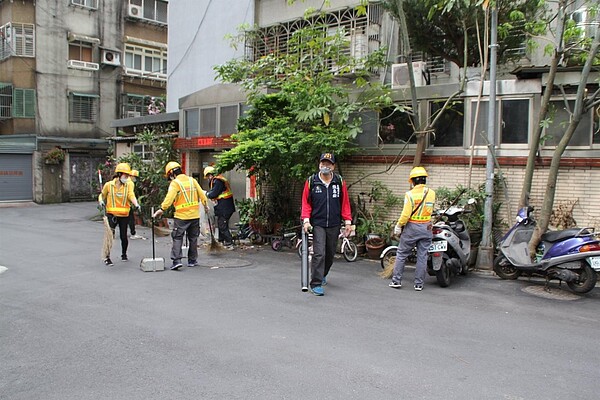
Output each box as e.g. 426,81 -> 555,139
300,173 -> 352,228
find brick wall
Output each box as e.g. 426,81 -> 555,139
342,162 -> 600,229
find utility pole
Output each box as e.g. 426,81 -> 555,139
477,6 -> 498,270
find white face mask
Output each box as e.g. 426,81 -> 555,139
120,176 -> 128,184
320,167 -> 332,175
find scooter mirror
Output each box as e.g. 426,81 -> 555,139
467,198 -> 476,205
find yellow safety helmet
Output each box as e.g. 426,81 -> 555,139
203,166 -> 216,178
130,169 -> 139,178
164,161 -> 181,177
115,162 -> 131,175
408,166 -> 428,182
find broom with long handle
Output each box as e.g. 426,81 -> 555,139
99,170 -> 114,261
206,212 -> 221,252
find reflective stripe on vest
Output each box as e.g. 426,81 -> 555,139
173,177 -> 199,211
106,180 -> 130,217
214,175 -> 233,200
408,190 -> 433,223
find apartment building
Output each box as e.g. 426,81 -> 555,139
0,0 -> 168,203
169,0 -> 599,225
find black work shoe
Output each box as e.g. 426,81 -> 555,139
389,281 -> 402,289
104,258 -> 114,266
121,254 -> 128,262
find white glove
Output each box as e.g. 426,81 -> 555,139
98,200 -> 105,208
303,221 -> 312,233
394,224 -> 402,236
153,209 -> 163,219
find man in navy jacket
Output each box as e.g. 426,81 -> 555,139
300,153 -> 352,296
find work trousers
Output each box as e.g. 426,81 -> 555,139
216,212 -> 233,246
128,209 -> 136,235
392,222 -> 433,285
310,225 -> 340,288
171,218 -> 200,266
108,214 -> 129,257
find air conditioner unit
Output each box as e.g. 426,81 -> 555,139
128,4 -> 142,18
127,111 -> 141,118
101,50 -> 121,66
391,62 -> 427,89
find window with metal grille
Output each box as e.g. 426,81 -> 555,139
246,4 -> 382,65
13,88 -> 35,118
70,0 -> 98,9
123,94 -> 148,118
0,22 -> 35,59
0,83 -> 12,119
69,93 -> 98,123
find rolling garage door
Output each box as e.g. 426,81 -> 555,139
0,154 -> 33,201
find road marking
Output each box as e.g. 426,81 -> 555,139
0,266 -> 7,274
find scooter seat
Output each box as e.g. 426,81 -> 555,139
542,228 -> 590,243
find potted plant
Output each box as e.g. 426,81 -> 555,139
44,147 -> 66,164
354,181 -> 402,258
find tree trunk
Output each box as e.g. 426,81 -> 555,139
527,27 -> 600,256
519,0 -> 567,209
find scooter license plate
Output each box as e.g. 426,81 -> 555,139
588,256 -> 600,271
428,240 -> 447,252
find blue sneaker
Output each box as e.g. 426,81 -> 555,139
310,286 -> 324,296
322,276 -> 327,286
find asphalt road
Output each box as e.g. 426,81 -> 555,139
1,202 -> 599,400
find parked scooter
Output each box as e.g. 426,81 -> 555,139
494,206 -> 600,294
426,199 -> 475,287
379,199 -> 475,287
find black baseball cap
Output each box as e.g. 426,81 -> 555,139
319,153 -> 335,164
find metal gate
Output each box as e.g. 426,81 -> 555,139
69,155 -> 105,201
0,154 -> 33,201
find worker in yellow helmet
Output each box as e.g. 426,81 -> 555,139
204,166 -> 236,250
98,162 -> 141,266
153,161 -> 209,270
127,169 -> 143,240
389,166 -> 436,291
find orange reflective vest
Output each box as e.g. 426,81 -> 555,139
407,187 -> 436,224
212,175 -> 233,200
103,179 -> 133,217
173,177 -> 200,213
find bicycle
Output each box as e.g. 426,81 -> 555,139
296,225 -> 358,262
232,222 -> 263,245
271,225 -> 301,251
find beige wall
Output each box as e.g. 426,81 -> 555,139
342,163 -> 600,229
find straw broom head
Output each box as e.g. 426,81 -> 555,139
101,215 -> 114,260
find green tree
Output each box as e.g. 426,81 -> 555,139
214,23 -> 397,223
525,1 -> 600,256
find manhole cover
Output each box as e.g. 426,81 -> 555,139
521,285 -> 581,301
197,257 -> 253,269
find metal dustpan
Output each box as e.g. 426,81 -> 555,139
140,207 -> 165,272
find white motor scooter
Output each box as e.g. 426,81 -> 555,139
426,199 -> 476,287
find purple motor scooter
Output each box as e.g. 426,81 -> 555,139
494,206 -> 600,293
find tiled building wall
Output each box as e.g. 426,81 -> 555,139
342,163 -> 600,230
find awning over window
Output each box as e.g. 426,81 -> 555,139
67,32 -> 100,45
